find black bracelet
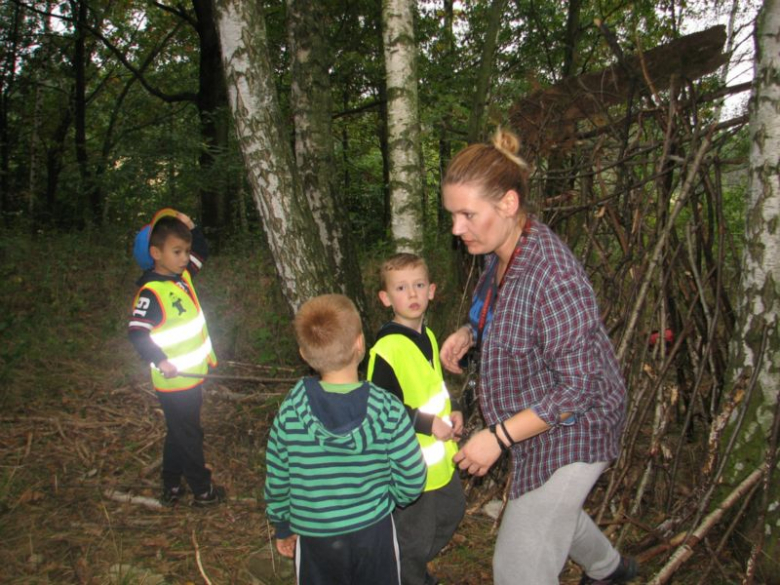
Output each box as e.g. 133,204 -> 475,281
499,420 -> 518,446
488,424 -> 510,453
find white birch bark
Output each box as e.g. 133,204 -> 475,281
382,0 -> 423,253
287,0 -> 367,316
723,0 -> 780,574
214,0 -> 334,313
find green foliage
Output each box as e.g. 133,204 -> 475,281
0,0 -> 751,255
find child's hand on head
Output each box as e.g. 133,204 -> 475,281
175,212 -> 195,230
276,534 -> 298,558
432,416 -> 454,441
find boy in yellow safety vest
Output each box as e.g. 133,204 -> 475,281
367,253 -> 466,585
128,208 -> 224,507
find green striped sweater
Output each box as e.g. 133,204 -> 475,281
264,378 -> 427,538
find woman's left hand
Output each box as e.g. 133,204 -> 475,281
453,428 -> 503,476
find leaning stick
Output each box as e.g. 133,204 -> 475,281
176,372 -> 298,384
648,465 -> 765,585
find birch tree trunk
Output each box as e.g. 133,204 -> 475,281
287,0 -> 367,316
722,0 -> 780,576
214,0 -> 335,313
382,0 -> 423,252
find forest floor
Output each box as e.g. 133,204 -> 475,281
0,363 -> 508,584
0,231 -> 741,584
0,361 -> 602,585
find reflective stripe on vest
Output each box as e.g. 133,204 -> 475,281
368,327 -> 457,491
150,312 -> 207,348
418,382 -> 452,466
162,336 -> 214,372
141,271 -> 217,391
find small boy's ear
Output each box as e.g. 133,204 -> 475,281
149,245 -> 163,261
428,283 -> 436,300
354,332 -> 366,362
378,290 -> 393,308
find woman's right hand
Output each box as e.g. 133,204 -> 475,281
453,428 -> 502,476
440,325 -> 473,374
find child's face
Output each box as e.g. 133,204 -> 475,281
378,265 -> 436,330
150,235 -> 191,276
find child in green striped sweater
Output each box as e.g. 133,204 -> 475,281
264,294 -> 427,584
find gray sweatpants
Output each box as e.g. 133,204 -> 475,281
493,462 -> 620,584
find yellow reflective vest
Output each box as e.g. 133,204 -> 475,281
137,270 -> 217,391
368,327 -> 457,491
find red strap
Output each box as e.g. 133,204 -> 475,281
476,220 -> 533,346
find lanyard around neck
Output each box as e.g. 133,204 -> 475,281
475,221 -> 532,350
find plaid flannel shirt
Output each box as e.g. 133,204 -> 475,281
472,220 -> 626,498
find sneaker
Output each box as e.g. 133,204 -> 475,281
579,556 -> 638,584
192,484 -> 226,507
160,484 -> 186,507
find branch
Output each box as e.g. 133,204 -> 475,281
648,465 -> 765,584
103,489 -> 163,509
615,128 -> 714,361
192,529 -> 214,585
332,99 -> 384,119
12,0 -> 198,103
149,0 -> 196,28
84,18 -> 197,103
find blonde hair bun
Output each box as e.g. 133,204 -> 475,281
492,127 -> 530,172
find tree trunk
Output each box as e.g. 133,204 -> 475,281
72,0 -> 98,226
466,0 -> 505,143
0,1 -> 21,221
377,77 -> 391,230
287,0 -> 368,317
44,110 -> 72,225
544,0 -> 581,209
192,0 -> 230,242
437,0 -> 454,230
214,0 -> 336,314
382,0 -> 423,253
722,0 -> 780,578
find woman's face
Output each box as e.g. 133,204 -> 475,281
443,182 -> 519,257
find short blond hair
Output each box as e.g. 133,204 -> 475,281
294,294 -> 363,373
379,253 -> 430,290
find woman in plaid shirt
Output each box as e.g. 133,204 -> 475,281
440,128 -> 637,585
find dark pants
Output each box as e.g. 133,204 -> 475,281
393,473 -> 465,585
296,514 -> 400,585
156,385 -> 211,495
